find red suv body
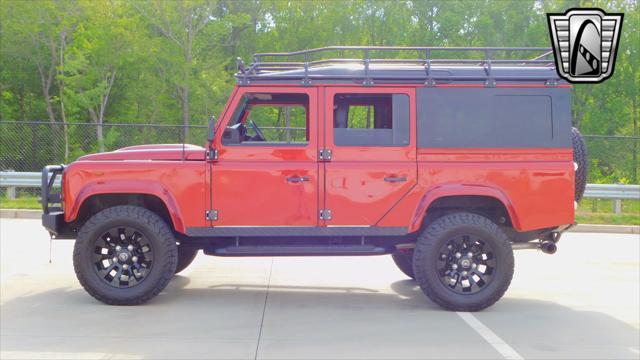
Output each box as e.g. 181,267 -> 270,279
41,47 -> 586,310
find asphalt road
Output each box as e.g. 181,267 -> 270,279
1,218 -> 638,359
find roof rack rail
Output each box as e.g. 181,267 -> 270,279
235,46 -> 560,86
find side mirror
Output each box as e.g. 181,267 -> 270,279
207,115 -> 216,143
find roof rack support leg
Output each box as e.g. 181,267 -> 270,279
302,53 -> 310,86
484,49 -> 496,88
363,49 -> 373,86
424,49 -> 435,87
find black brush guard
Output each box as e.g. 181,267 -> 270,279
41,165 -> 67,237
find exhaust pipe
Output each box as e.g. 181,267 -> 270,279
512,240 -> 557,254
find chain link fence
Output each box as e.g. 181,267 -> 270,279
0,121 -> 209,199
0,121 -> 210,173
1,120 -> 639,180
583,135 -> 640,185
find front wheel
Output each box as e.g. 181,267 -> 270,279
413,212 -> 514,311
73,206 -> 178,305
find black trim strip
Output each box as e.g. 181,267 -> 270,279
186,226 -> 408,237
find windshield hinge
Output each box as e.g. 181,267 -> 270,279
319,209 -> 332,221
318,148 -> 332,161
205,210 -> 219,221
206,148 -> 219,161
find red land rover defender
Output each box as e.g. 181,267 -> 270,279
41,47 -> 587,311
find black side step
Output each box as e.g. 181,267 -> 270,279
207,245 -> 390,257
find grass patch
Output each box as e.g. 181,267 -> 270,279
579,198 -> 640,214
576,213 -> 640,226
576,198 -> 639,225
0,196 -> 41,210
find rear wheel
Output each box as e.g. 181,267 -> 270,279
175,246 -> 198,274
73,206 -> 177,305
413,212 -> 514,311
391,250 -> 415,279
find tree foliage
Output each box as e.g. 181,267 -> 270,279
0,0 -> 638,182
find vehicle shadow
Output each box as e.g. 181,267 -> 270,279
1,275 -> 638,359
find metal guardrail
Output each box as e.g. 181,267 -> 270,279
1,171 -> 638,200
1,171 -> 61,188
584,184 -> 640,200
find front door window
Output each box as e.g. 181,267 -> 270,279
222,93 -> 309,146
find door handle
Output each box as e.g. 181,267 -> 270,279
384,176 -> 407,183
286,176 -> 310,183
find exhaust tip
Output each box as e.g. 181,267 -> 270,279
540,241 -> 557,254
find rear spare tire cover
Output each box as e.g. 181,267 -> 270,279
572,127 -> 588,202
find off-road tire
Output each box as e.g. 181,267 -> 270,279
73,206 -> 177,305
391,250 -> 415,279
175,246 -> 198,274
413,212 -> 514,311
572,127 -> 588,202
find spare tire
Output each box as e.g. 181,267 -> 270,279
572,127 -> 588,202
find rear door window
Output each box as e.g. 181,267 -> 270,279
333,94 -> 410,146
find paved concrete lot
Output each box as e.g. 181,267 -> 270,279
1,218 -> 639,359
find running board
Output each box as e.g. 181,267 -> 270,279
207,245 -> 390,257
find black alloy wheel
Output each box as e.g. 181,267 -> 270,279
436,234 -> 496,295
92,226 -> 154,288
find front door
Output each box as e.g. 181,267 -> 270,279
322,87 -> 417,226
211,87 -> 318,227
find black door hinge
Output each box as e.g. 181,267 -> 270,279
319,149 -> 332,161
319,209 -> 332,220
205,210 -> 219,221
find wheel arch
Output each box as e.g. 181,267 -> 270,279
409,185 -> 520,233
67,182 -> 185,233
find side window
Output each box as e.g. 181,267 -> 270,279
222,93 -> 309,145
333,94 -> 409,146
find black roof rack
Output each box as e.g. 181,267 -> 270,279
235,46 -> 560,87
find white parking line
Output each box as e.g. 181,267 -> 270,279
457,312 -> 524,360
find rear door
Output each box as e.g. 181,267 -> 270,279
322,87 -> 417,226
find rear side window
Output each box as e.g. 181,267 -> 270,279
333,94 -> 410,146
416,88 -> 572,148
